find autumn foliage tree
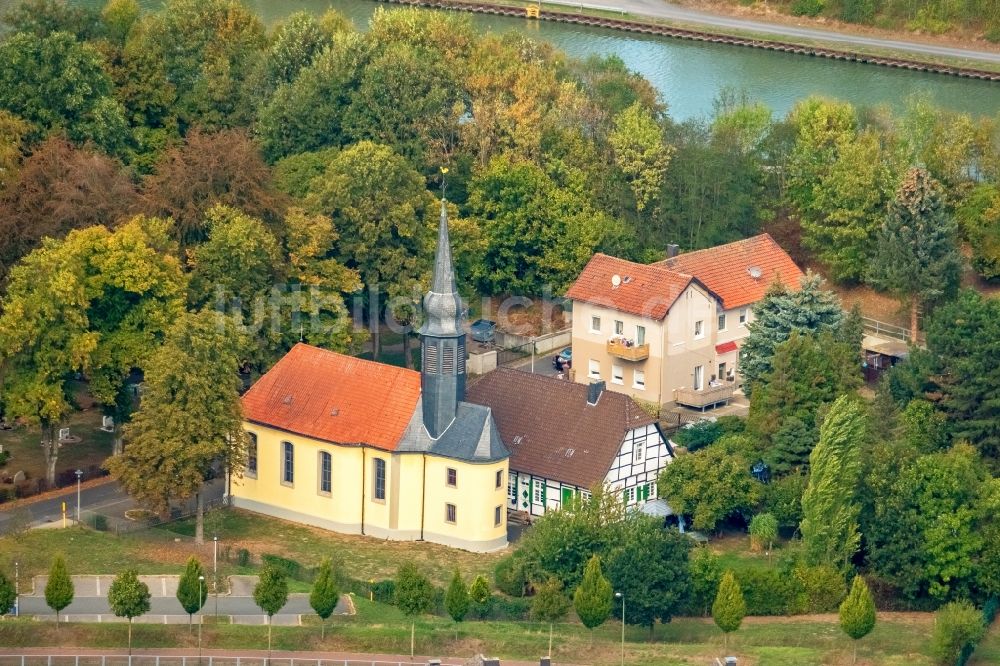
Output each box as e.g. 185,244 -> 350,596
141,128 -> 283,247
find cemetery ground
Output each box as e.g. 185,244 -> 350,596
1,509 -> 996,664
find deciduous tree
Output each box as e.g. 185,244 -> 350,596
394,562 -> 434,657
605,517 -> 692,633
930,601 -> 986,666
748,512 -> 778,559
0,572 -> 15,615
532,578 -> 570,657
839,575 -> 876,664
608,102 -> 672,213
253,563 -> 289,661
310,558 -> 339,639
658,435 -> 761,532
108,310 -> 246,544
800,395 -> 866,569
445,569 -> 470,623
108,568 -> 151,655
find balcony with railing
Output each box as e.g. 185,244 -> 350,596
674,383 -> 735,411
606,338 -> 649,361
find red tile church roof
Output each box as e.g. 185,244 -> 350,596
242,343 -> 420,451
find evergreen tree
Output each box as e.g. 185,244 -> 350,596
712,570 -> 746,650
800,395 -> 867,569
107,568 -> 151,657
839,575 -> 876,664
531,578 -> 570,657
45,556 -> 74,630
253,564 -> 289,662
394,562 -> 434,657
0,572 -> 15,615
738,273 -> 845,395
867,167 -> 962,342
176,556 -> 207,629
310,558 -> 339,639
748,330 -> 862,473
444,569 -> 470,623
573,555 -> 613,638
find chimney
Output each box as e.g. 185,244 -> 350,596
587,380 -> 605,405
666,243 -> 680,259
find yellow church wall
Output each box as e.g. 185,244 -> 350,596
423,455 -> 508,549
232,422 -> 509,552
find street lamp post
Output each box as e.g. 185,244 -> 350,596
213,535 -> 219,617
75,469 -> 83,525
197,575 -> 205,664
614,591 -> 625,666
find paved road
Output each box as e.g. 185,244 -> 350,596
0,478 -> 226,535
547,0 -> 1000,64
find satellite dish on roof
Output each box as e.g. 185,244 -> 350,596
611,274 -> 622,288
748,266 -> 763,280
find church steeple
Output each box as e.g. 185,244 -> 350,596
419,199 -> 465,439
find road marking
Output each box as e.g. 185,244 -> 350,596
95,575 -> 100,596
161,577 -> 167,596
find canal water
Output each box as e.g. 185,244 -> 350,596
12,0 -> 1000,120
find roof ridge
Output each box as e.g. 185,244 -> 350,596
660,233 -> 775,263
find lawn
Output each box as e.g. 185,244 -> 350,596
0,601 -> 948,665
0,507 -> 503,588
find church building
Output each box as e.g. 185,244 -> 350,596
231,201 -> 510,552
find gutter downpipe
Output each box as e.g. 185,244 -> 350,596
420,453 -> 427,541
361,446 -> 366,536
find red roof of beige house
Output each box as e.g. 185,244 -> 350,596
715,341 -> 738,355
565,253 -> 704,320
242,343 -> 421,451
657,234 -> 804,310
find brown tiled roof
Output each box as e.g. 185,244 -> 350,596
657,234 -> 804,310
565,253 -> 699,320
242,343 -> 420,451
465,368 -> 655,489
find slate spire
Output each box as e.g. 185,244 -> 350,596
419,198 -> 466,438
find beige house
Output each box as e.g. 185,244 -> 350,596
565,234 -> 804,409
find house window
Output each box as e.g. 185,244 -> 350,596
319,451 -> 332,494
614,320 -> 624,335
623,487 -> 636,504
634,440 -> 644,464
533,482 -> 543,504
494,506 -> 502,527
447,467 -> 457,487
739,309 -> 748,326
718,363 -> 727,382
581,491 -> 592,501
373,458 -> 386,501
649,481 -> 657,499
445,503 -> 457,524
636,325 -> 645,346
633,370 -> 645,389
246,432 -> 258,478
282,441 -> 294,485
694,320 -> 704,338
588,359 -> 600,379
495,469 -> 503,489
590,316 -> 601,333
718,313 -> 727,331
508,476 -> 516,499
694,365 -> 704,391
612,365 -> 624,385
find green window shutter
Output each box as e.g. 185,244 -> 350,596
542,484 -> 546,503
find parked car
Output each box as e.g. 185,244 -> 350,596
469,319 -> 497,344
553,346 -> 572,370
